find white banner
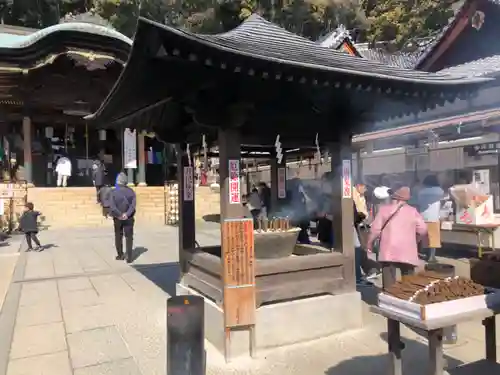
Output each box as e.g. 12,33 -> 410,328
228,159 -> 241,204
183,166 -> 194,201
123,128 -> 137,169
342,159 -> 352,198
277,167 -> 286,199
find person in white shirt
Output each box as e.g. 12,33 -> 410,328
55,155 -> 72,187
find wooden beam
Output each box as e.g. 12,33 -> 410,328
420,1 -> 477,71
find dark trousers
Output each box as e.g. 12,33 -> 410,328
250,209 -> 260,229
355,247 -> 377,281
381,262 -> 415,290
95,185 -> 103,203
113,218 -> 134,259
25,232 -> 41,249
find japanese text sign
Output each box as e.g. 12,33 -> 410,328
183,166 -> 194,202
342,160 -> 352,198
228,160 -> 241,204
277,167 -> 286,199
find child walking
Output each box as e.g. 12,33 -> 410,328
19,202 -> 42,251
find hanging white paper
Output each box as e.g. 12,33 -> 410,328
123,128 -> 137,169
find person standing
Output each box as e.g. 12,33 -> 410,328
19,202 -> 42,251
91,158 -> 107,204
55,154 -> 72,187
353,182 -> 369,217
417,175 -> 445,263
366,186 -> 428,289
247,188 -> 262,227
258,182 -> 271,217
109,172 -> 136,263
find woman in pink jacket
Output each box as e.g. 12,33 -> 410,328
366,186 -> 428,290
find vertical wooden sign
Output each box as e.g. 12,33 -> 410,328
221,218 -> 256,327
221,218 -> 256,360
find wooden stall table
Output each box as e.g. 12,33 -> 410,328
370,305 -> 500,375
452,223 -> 500,258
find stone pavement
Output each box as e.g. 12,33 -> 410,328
0,225 -> 498,375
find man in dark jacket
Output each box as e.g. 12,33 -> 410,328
92,159 -> 107,204
109,172 -> 136,263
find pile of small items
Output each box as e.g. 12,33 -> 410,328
384,271 -> 485,305
256,217 -> 291,232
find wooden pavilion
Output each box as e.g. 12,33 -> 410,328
89,15 -> 490,360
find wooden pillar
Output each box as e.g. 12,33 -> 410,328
218,128 -> 243,219
177,144 -> 196,275
22,116 -> 33,186
270,151 -> 286,215
329,136 -> 355,291
137,131 -> 147,186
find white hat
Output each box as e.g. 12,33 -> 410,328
374,186 -> 390,199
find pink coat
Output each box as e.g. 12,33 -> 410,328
367,202 -> 428,267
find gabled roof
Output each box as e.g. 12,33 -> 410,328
317,26 -> 351,49
414,0 -> 500,70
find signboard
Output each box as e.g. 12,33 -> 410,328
342,159 -> 352,198
123,128 -> 137,169
464,143 -> 500,156
221,218 -> 255,328
277,167 -> 286,199
228,160 -> 241,204
183,166 -> 194,202
0,184 -> 13,198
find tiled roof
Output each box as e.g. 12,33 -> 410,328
88,14 -> 491,127
147,14 -> 487,84
357,48 -> 420,69
0,22 -> 132,49
439,55 -> 500,77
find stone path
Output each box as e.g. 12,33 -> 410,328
0,225 -> 498,375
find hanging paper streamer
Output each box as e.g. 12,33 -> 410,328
315,133 -> 321,162
275,135 -> 283,164
186,143 -> 192,166
202,134 -> 208,169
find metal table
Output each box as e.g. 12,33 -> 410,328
451,223 -> 500,258
370,305 -> 499,375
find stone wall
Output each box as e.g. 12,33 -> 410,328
27,186 -> 166,228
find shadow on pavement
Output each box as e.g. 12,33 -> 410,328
132,262 -> 180,297
325,334 -> 463,375
131,246 -> 148,262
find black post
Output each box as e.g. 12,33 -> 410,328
167,295 -> 205,375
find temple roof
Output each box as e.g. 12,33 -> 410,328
0,22 -> 131,48
88,15 -> 491,140
0,22 -> 132,68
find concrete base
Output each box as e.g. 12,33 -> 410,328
176,283 -> 363,360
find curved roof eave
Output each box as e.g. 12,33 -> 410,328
0,22 -> 132,49
87,14 -> 492,126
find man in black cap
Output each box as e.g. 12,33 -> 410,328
109,172 -> 136,263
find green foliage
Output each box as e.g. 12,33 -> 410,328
0,0 -> 461,49
365,0 -> 457,47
